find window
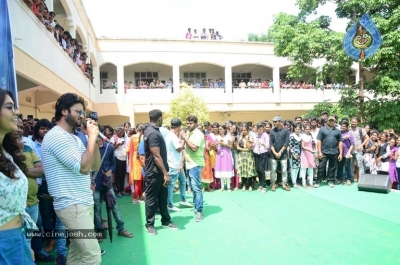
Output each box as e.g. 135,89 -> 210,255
232,72 -> 252,87
135,72 -> 159,79
183,72 -> 207,86
100,72 -> 108,79
280,73 -> 288,80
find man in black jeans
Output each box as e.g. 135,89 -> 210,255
315,116 -> 343,188
144,109 -> 179,235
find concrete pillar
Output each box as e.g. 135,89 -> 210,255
273,67 -> 280,94
172,65 -> 180,93
67,16 -> 75,37
117,64 -> 124,95
224,66 -> 232,94
45,0 -> 53,12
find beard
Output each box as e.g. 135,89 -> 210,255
65,113 -> 81,128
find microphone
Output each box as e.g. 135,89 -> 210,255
99,132 -> 110,143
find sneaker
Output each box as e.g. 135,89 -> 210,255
261,188 -> 266,193
101,250 -> 106,256
328,181 -> 334,188
146,226 -> 158,235
55,255 -> 66,265
314,184 -> 320,188
168,205 -> 181,212
132,200 -> 139,204
162,222 -> 179,230
346,180 -> 352,186
36,250 -> 55,262
179,201 -> 193,207
195,212 -> 204,222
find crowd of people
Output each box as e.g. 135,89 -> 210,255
185,28 -> 223,40
1,88 -> 399,264
22,0 -> 94,81
115,78 -> 349,91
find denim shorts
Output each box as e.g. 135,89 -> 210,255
0,227 -> 35,265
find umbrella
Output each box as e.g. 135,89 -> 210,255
102,175 -> 116,243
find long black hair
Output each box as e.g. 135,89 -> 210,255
0,90 -> 26,179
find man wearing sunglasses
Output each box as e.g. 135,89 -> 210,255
42,93 -> 102,264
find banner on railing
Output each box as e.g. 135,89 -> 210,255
0,0 -> 19,107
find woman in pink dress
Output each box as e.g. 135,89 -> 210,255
300,125 -> 316,188
214,125 -> 234,191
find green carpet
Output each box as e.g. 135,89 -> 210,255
38,185 -> 400,265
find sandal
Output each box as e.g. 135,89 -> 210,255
103,224 -> 114,229
118,230 -> 134,238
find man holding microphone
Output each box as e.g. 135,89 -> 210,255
42,93 -> 102,264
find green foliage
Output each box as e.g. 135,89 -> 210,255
164,88 -> 209,126
247,32 -> 273,42
302,99 -> 356,121
268,0 -> 400,129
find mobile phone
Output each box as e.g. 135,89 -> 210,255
27,115 -> 34,120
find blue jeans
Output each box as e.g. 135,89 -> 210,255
25,204 -> 39,245
188,166 -> 203,213
94,189 -> 124,232
168,168 -> 187,206
0,227 -> 35,265
54,217 -> 67,257
337,157 -> 353,181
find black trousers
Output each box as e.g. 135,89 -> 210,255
317,154 -> 338,184
254,153 -> 267,188
145,173 -> 171,227
115,158 -> 127,193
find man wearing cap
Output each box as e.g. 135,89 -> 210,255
159,118 -> 193,212
269,116 -> 291,191
320,111 -> 328,121
315,116 -> 343,188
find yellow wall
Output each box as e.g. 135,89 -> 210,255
98,115 -> 130,128
19,104 -> 55,120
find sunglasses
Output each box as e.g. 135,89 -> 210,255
72,108 -> 86,117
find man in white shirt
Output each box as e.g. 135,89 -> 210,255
159,119 -> 193,212
110,126 -> 128,197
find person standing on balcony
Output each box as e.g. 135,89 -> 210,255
185,28 -> 192,39
201,28 -> 208,39
193,29 -> 199,39
239,79 -> 246,89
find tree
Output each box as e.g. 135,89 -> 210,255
164,88 -> 209,126
247,32 -> 273,42
266,0 -> 400,130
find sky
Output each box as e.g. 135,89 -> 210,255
82,0 -> 349,41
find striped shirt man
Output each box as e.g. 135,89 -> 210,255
42,126 -> 93,210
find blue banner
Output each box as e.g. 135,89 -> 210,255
0,0 -> 19,107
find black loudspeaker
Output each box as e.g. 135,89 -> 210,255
358,174 -> 391,194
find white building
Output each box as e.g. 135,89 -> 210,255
10,0 -> 365,127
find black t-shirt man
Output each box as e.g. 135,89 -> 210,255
144,124 -> 169,176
